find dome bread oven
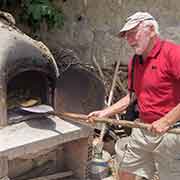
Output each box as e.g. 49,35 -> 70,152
0,12 -> 105,180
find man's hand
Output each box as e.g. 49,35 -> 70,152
88,110 -> 106,118
87,109 -> 108,123
148,117 -> 171,134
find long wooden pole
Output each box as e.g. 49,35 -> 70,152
99,56 -> 121,143
58,112 -> 180,134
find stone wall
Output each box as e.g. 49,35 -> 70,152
9,0 -> 180,67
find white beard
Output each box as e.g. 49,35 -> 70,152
135,33 -> 151,55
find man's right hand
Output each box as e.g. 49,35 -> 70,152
88,110 -> 105,118
87,109 -> 108,123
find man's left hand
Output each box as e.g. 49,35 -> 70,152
148,118 -> 170,134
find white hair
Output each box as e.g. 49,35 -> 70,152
142,19 -> 160,35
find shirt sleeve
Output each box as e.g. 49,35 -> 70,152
167,44 -> 180,80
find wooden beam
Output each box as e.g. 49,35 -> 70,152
27,171 -> 73,180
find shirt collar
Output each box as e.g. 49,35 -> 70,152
147,37 -> 163,59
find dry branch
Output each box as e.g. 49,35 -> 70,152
99,57 -> 121,143
92,55 -> 105,82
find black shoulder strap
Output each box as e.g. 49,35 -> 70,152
130,54 -> 137,99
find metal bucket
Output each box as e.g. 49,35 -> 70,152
90,150 -> 111,180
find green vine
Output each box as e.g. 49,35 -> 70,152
0,0 -> 65,31
21,0 -> 65,31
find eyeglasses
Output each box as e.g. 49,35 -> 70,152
124,23 -> 151,39
124,28 -> 139,38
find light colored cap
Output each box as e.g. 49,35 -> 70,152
118,12 -> 155,37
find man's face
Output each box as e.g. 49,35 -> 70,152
124,23 -> 152,55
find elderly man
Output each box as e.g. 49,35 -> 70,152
88,12 -> 180,180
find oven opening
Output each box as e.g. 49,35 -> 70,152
7,71 -> 54,124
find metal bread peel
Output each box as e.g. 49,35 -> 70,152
20,104 -> 54,114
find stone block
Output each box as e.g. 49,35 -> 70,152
0,157 -> 8,178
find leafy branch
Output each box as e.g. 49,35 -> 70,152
0,0 -> 65,31
21,0 -> 65,31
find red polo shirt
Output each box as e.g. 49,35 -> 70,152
128,38 -> 180,123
